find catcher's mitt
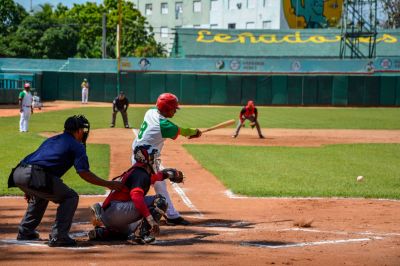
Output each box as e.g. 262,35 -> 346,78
249,122 -> 256,129
161,168 -> 185,183
188,129 -> 202,139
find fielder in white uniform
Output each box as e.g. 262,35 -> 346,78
81,78 -> 89,104
19,83 -> 33,132
131,93 -> 202,225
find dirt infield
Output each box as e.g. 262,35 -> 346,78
1,102 -> 400,265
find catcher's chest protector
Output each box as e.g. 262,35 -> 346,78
102,166 -> 137,209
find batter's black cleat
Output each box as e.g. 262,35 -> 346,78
259,135 -> 265,139
17,230 -> 40,241
48,236 -> 77,247
166,216 -> 190,226
125,125 -> 130,129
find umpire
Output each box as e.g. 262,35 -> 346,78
110,91 -> 130,128
8,115 -> 123,247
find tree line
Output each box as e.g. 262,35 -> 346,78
0,0 -> 166,59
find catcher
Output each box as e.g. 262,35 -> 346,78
232,100 -> 265,139
88,145 -> 185,244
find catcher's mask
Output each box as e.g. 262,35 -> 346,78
133,145 -> 160,173
64,115 -> 90,146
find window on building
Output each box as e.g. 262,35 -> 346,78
247,0 -> 256,8
210,24 -> 218,29
161,27 -> 169,38
211,0 -> 218,11
228,23 -> 236,29
228,0 -> 233,10
145,4 -> 152,15
175,2 -> 183,19
246,22 -> 255,29
262,20 -> 272,29
193,1 -> 202,12
161,3 -> 168,14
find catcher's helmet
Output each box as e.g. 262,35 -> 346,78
24,83 -> 31,89
64,115 -> 91,145
133,145 -> 160,173
156,93 -> 180,114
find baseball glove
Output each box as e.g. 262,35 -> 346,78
161,168 -> 185,183
249,122 -> 256,129
188,129 -> 202,139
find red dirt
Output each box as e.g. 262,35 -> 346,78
1,102 -> 399,266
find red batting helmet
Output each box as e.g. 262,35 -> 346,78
246,100 -> 255,110
24,83 -> 31,89
156,93 -> 180,113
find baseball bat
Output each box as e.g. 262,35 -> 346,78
202,119 -> 235,133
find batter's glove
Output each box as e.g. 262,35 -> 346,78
188,129 -> 202,139
249,122 -> 256,129
161,168 -> 185,183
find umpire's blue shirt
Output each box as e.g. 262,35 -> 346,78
22,132 -> 90,177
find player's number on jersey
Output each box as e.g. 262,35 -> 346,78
138,121 -> 148,139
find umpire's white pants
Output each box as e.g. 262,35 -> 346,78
19,107 -> 31,132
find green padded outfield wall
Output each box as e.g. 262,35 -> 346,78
40,72 -> 399,106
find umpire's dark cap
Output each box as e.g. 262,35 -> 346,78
64,115 -> 90,132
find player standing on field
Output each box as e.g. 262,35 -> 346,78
19,83 -> 33,132
232,100 -> 265,139
81,78 -> 89,104
131,93 -> 202,225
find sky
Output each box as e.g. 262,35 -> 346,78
15,0 -> 103,11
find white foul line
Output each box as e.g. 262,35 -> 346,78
241,237 -> 383,249
171,182 -> 203,218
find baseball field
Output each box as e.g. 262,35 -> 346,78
0,101 -> 399,265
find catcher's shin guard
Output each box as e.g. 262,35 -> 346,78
130,195 -> 168,245
151,194 -> 168,221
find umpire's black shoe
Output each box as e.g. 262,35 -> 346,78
48,236 -> 77,247
17,230 -> 40,241
166,216 -> 190,226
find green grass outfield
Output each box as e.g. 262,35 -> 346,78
1,106 -> 399,197
184,144 -> 400,199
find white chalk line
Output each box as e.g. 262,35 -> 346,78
0,239 -> 95,250
241,236 -> 383,249
171,182 -> 204,218
224,190 -> 400,202
278,227 -> 400,237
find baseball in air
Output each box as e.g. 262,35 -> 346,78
357,176 -> 364,182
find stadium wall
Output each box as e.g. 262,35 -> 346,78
40,72 -> 400,106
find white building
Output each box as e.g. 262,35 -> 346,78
130,0 -> 283,53
209,0 -> 281,30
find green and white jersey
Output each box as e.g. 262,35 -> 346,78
19,90 -> 33,107
132,108 -> 179,154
